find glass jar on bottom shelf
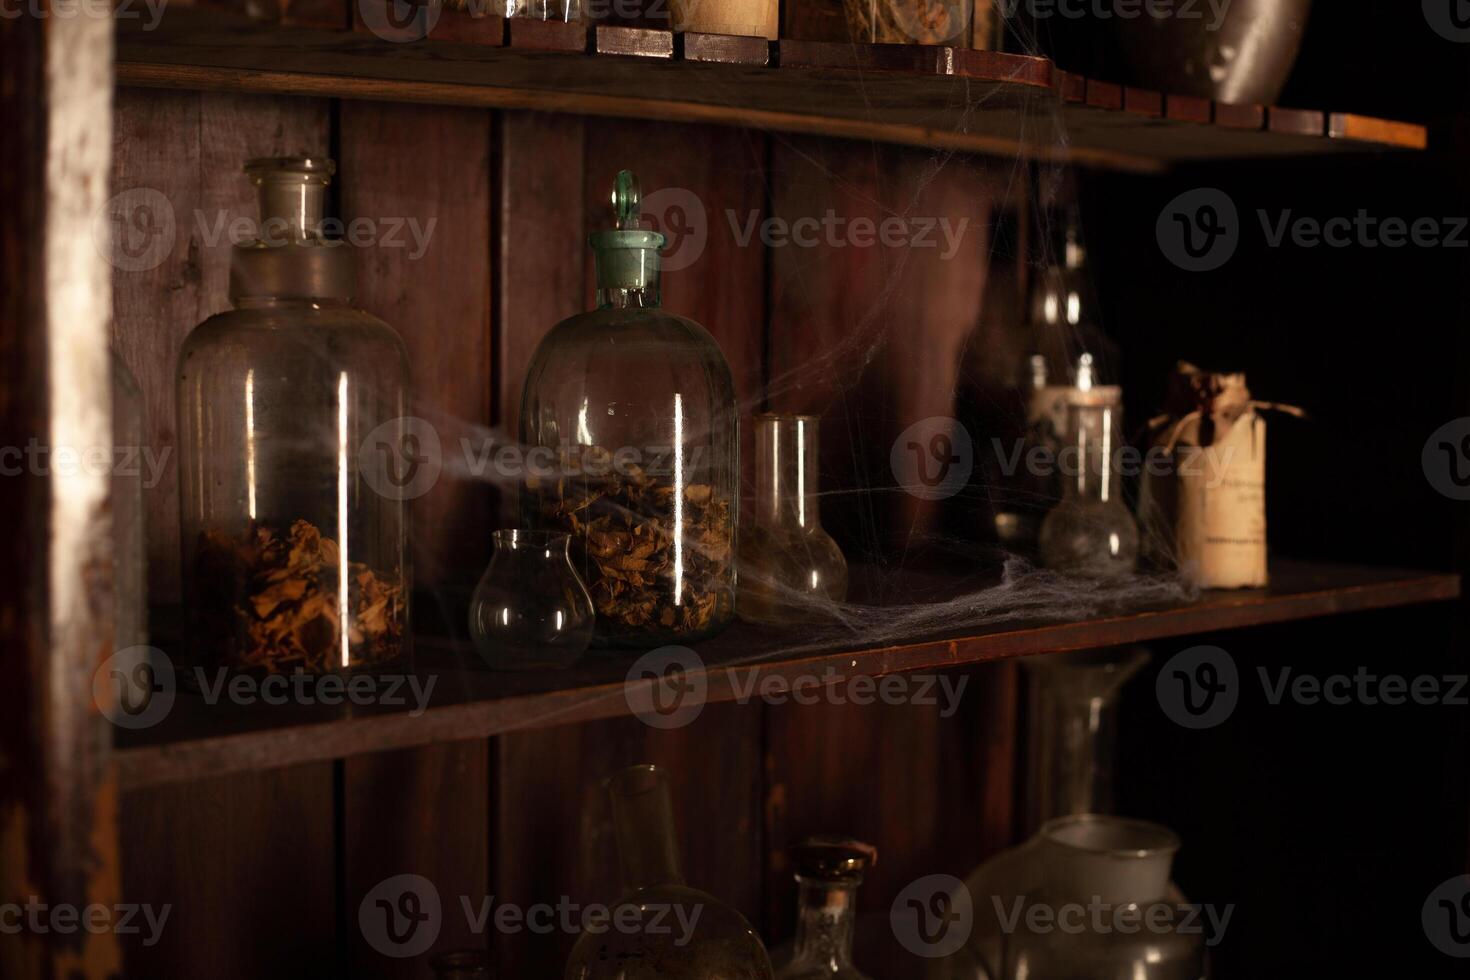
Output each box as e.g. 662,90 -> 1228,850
564,764 -> 774,980
468,530 -> 594,670
1001,816 -> 1204,980
954,815 -> 1204,980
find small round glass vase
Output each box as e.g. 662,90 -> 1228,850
468,530 -> 595,670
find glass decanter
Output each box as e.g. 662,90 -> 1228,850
176,157 -> 411,676
1039,355 -> 1138,579
520,171 -> 738,647
565,764 -> 775,980
738,414 -> 847,625
468,529 -> 594,670
773,838 -> 875,980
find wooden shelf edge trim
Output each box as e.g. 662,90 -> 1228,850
115,62 -> 1166,172
112,570 -> 1460,790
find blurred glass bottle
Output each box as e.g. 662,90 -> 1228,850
738,414 -> 847,625
1021,647 -> 1149,834
992,196 -> 1118,552
1039,355 -> 1138,578
565,765 -> 774,980
773,838 -> 875,980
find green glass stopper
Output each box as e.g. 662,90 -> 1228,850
612,169 -> 640,230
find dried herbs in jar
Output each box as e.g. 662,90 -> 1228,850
192,520 -> 404,674
528,460 -> 734,643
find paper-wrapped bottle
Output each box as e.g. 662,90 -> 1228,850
1142,363 -> 1277,589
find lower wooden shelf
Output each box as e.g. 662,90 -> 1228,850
111,558 -> 1458,788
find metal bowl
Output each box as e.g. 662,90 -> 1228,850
1106,0 -> 1313,104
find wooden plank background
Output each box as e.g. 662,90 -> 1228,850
108,86 -> 1021,976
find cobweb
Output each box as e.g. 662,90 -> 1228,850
427,38 -> 1199,667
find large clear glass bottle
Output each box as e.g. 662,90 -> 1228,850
565,764 -> 774,980
177,157 -> 411,676
773,838 -> 875,980
520,171 -> 738,647
738,414 -> 846,625
1039,355 -> 1138,579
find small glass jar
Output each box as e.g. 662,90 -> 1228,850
468,530 -> 594,670
565,764 -> 775,980
773,838 -> 875,980
738,414 -> 847,626
520,171 -> 738,648
176,157 -> 411,677
1039,356 -> 1138,579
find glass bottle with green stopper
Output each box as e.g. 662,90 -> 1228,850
520,171 -> 738,647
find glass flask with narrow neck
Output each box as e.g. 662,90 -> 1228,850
520,171 -> 738,647
176,157 -> 411,676
773,838 -> 875,980
738,414 -> 847,625
564,764 -> 774,980
1038,355 -> 1138,578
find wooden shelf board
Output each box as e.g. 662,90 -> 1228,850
112,559 -> 1460,789
115,14 -> 1426,173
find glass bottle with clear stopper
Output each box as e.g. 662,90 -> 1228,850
565,764 -> 774,980
1039,354 -> 1138,578
773,838 -> 875,980
738,414 -> 846,625
176,157 -> 411,676
520,171 -> 738,647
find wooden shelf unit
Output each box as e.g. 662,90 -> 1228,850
115,11 -> 1428,173
112,559 -> 1460,789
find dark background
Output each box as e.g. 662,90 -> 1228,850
1063,4 -> 1470,976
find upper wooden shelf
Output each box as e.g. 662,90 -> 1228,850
111,559 -> 1459,789
116,12 -> 1427,173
